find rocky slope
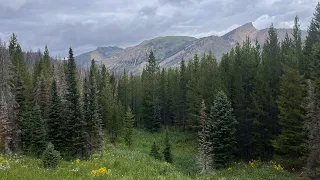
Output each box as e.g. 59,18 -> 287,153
102,36 -> 196,74
75,46 -> 123,67
75,23 -> 307,74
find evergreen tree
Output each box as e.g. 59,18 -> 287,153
23,104 -> 47,156
305,80 -> 320,179
305,45 -> 320,179
42,45 -> 52,86
123,107 -> 135,147
179,59 -> 187,129
42,142 -> 60,169
162,128 -> 172,163
47,79 -> 65,154
109,101 -> 124,144
98,64 -> 113,130
186,54 -> 202,131
198,100 -> 213,173
142,51 -> 161,132
118,69 -> 130,109
209,91 -> 237,168
33,76 -> 50,120
159,69 -> 168,125
303,3 -> 320,78
273,64 -> 307,169
150,141 -> 161,160
65,47 -> 86,158
86,59 -> 104,154
292,16 -> 303,73
251,25 -> 282,160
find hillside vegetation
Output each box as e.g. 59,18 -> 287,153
0,130 -> 295,180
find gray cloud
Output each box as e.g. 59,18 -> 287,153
0,0 -> 317,57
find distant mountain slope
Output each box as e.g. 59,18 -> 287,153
102,36 -> 197,74
76,23 -> 308,74
159,36 -> 231,68
159,24 -> 308,69
222,22 -> 257,46
75,46 -> 123,67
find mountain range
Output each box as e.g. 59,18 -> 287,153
75,22 -> 307,74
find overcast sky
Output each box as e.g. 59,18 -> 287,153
0,0 -> 317,57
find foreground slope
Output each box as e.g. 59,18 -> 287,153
0,130 -> 296,180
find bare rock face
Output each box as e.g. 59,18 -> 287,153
102,36 -> 197,74
222,22 -> 258,46
75,22 -> 307,74
159,36 -> 231,69
75,46 -> 123,67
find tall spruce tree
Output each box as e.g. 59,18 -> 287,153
118,69 -> 130,109
23,104 -> 47,156
198,100 -> 213,173
251,24 -> 282,160
305,45 -> 320,179
273,64 -> 307,169
142,51 -> 161,132
209,91 -> 237,168
85,59 -> 104,154
306,80 -> 320,179
179,59 -> 187,129
303,3 -> 320,78
186,54 -> 202,131
47,79 -> 65,154
65,47 -> 86,158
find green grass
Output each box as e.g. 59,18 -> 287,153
0,129 -> 296,179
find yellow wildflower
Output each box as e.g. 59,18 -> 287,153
75,159 -> 80,164
91,167 -> 110,176
249,161 -> 255,167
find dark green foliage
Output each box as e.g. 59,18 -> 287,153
303,3 -> 320,78
109,101 -> 124,144
85,59 -> 104,154
305,46 -> 320,179
22,104 -> 47,157
42,142 -> 60,169
150,141 -> 161,160
179,59 -> 187,129
142,51 -> 161,132
186,54 -> 202,131
65,47 -> 86,158
209,91 -> 237,168
118,69 -> 130,109
251,25 -> 282,160
273,65 -> 307,169
47,80 -> 65,154
123,107 -> 135,147
98,65 -> 113,129
162,128 -> 172,163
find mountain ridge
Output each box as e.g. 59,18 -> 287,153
75,22 -> 307,73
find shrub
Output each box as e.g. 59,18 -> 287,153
42,142 -> 60,169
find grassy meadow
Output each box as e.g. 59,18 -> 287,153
0,130 -> 296,180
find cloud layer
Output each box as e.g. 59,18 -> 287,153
0,0 -> 317,56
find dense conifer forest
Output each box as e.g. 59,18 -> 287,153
1,3 -> 320,180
